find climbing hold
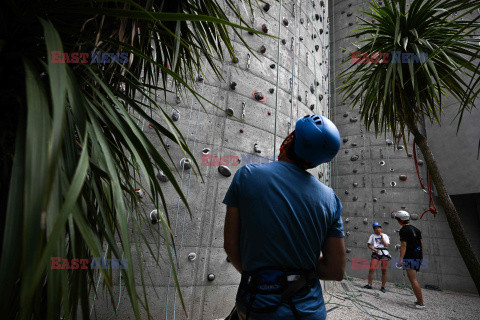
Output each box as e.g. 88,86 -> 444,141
346,231 -> 350,236
176,95 -> 181,104
267,111 -> 271,115
353,196 -> 358,201
315,81 -> 320,86
363,218 -> 368,224
197,75 -> 204,82
232,57 -> 239,64
202,148 -> 210,154
418,160 -> 424,165
399,175 -> 407,181
239,129 -> 244,133
373,197 -> 378,202
315,45 -> 319,52
411,214 -> 419,220
391,181 -> 396,187
347,12 -> 352,17
351,155 -> 359,161
263,3 -> 270,11
354,226 -> 359,230
281,39 -> 286,45
379,160 -> 385,166
225,108 -> 234,116
218,165 -> 232,177
349,22 -> 353,26
319,94 -> 323,101
282,17 -> 289,27
253,90 -> 266,102
310,84 -> 315,94
171,109 -> 180,121
407,153 -> 412,157
386,139 -> 393,146
270,63 -> 275,69
180,158 -> 192,170
188,253 -> 197,261
343,138 -> 349,143
343,113 -> 349,117
319,28 -> 324,34
353,169 -> 358,173
318,172 -> 324,179
262,23 -> 269,33
380,189 -> 386,194
345,150 -> 350,154
254,143 -> 262,154
230,81 -> 237,90
315,13 -> 320,21
248,30 -> 254,35
157,171 -> 168,182
310,104 -> 315,111
395,244 -> 400,250
207,273 -> 215,281
260,45 -> 266,54
351,143 -> 357,147
135,188 -> 144,198
341,10 -> 345,14
353,182 -> 358,187
346,248 -> 351,253
269,88 -> 274,94
320,1 -> 325,6
390,168 -> 395,172
150,209 -> 159,224
297,95 -> 302,102
300,18 -> 304,24
397,145 -> 404,150
299,36 -> 303,41
345,190 -> 349,195
226,256 -> 231,262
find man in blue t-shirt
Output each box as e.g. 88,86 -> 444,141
223,115 -> 346,320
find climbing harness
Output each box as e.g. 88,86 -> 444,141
240,267 -> 317,320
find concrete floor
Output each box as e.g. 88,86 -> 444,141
320,277 -> 480,320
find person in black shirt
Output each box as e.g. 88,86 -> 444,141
394,210 -> 425,309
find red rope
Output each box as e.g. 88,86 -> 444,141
413,142 -> 438,219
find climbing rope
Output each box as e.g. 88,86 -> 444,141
288,0 -> 297,135
273,0 -> 284,160
413,141 -> 438,219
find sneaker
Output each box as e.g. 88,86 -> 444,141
415,302 -> 426,309
380,287 -> 386,293
362,285 -> 372,289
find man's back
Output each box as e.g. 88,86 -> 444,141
222,161 -> 344,319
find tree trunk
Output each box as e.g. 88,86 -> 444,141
407,121 -> 480,295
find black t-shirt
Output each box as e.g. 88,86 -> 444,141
399,225 -> 422,258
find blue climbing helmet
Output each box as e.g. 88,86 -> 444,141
373,222 -> 382,228
294,114 -> 341,167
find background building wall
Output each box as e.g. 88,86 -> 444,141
330,0 -> 479,294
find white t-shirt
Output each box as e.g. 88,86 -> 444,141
367,233 -> 390,256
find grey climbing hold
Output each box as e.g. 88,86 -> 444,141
373,198 -> 378,202
345,150 -> 349,154
380,189 -> 386,193
397,145 -> 404,150
150,209 -> 159,224
350,117 -> 358,122
343,113 -> 348,117
263,3 -> 270,11
363,218 -> 368,224
207,273 -> 215,281
390,168 -> 395,172
343,137 -> 349,143
269,88 -> 274,94
254,143 -> 262,153
346,248 -> 351,253
349,22 -> 353,26
353,182 -> 358,187
411,213 -> 419,220
418,160 -> 424,165
188,253 -> 197,261
230,81 -> 237,90
226,108 -> 234,116
379,160 -> 385,166
391,181 -> 396,187
347,12 -> 352,17
386,139 -> 393,145
157,171 -> 168,182
218,165 -> 232,177
353,196 -> 358,201
395,244 -> 401,250
180,158 -> 191,170
353,169 -> 358,173
351,143 -> 357,147
345,190 -> 349,195
270,63 -> 275,68
172,109 -> 180,121
176,96 -> 181,104
351,155 -> 359,161
202,148 -> 210,154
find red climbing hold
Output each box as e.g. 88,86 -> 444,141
253,90 -> 266,102
148,124 -> 153,129
399,175 -> 407,181
239,129 -> 244,133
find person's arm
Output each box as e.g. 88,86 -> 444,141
367,243 -> 378,253
380,233 -> 389,247
224,205 -> 242,273
399,241 -> 407,265
420,239 -> 423,253
316,236 -> 346,281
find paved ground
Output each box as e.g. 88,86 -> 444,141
322,277 -> 480,320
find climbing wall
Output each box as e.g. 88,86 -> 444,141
330,0 -> 478,293
90,1 -> 333,319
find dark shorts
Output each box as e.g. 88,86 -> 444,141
403,255 -> 423,272
371,252 -> 391,261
